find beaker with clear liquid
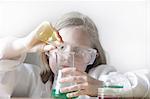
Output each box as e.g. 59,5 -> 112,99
48,51 -> 77,99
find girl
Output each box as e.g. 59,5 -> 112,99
0,12 -> 149,98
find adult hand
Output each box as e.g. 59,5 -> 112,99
59,67 -> 104,98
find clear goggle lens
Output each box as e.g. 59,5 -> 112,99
57,43 -> 97,65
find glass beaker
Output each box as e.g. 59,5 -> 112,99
98,73 -> 133,99
49,51 -> 77,99
98,86 -> 123,99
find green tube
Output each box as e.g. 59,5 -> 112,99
103,85 -> 124,88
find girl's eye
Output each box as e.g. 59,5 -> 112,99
58,44 -> 68,51
60,46 -> 64,50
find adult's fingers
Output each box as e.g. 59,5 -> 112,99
62,67 -> 87,76
43,44 -> 56,52
60,82 -> 88,93
27,43 -> 56,52
60,76 -> 87,83
66,89 -> 86,98
61,67 -> 85,76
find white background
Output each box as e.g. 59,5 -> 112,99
0,0 -> 149,72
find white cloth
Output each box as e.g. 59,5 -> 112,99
0,37 -> 150,98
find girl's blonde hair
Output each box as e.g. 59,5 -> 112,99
40,12 -> 106,84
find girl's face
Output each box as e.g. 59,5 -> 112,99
49,26 -> 92,74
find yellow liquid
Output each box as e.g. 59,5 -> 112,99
36,22 -> 56,43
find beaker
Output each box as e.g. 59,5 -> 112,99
98,73 -> 133,99
48,51 -> 77,99
98,86 -> 123,99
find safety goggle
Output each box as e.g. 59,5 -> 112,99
55,43 -> 97,65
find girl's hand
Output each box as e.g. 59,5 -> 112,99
59,67 -> 104,98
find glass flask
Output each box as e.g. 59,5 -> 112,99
48,50 -> 77,99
